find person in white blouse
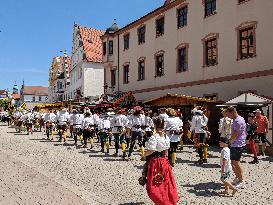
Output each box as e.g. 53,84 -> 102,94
98,113 -> 111,153
43,109 -> 56,139
81,111 -> 95,148
110,108 -> 129,158
92,110 -> 100,143
20,110 -> 33,135
70,109 -> 84,145
158,107 -> 169,121
143,110 -> 154,143
139,117 -> 179,205
128,106 -> 145,159
191,109 -> 209,164
165,108 -> 183,167
56,107 -> 70,142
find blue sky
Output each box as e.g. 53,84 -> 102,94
0,0 -> 165,91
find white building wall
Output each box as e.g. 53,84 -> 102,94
69,63 -> 84,99
103,0 -> 273,101
83,62 -> 104,98
23,95 -> 48,102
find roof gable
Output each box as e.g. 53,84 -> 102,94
79,26 -> 105,63
22,86 -> 48,96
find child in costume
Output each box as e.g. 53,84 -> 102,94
219,137 -> 238,196
139,117 -> 179,205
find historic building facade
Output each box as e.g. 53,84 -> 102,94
68,24 -> 105,101
20,85 -> 48,103
48,56 -> 64,103
102,0 -> 273,102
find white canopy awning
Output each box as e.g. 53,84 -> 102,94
224,93 -> 272,106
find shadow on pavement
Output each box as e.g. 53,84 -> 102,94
176,158 -> 196,164
188,163 -> 220,168
133,164 -> 144,170
260,156 -> 273,162
89,154 -> 106,158
184,182 -> 222,197
103,158 -> 126,162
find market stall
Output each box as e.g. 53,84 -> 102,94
220,93 -> 273,146
36,102 -> 67,112
144,93 -> 219,144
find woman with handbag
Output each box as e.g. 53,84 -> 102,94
139,117 -> 179,205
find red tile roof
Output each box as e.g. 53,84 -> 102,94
12,93 -> 20,99
22,86 -> 48,96
79,26 -> 105,63
0,90 -> 7,95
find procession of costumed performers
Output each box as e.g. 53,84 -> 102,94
1,95 -> 217,205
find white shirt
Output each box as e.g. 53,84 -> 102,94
145,133 -> 170,152
165,116 -> 183,142
159,113 -> 169,121
128,115 -> 145,132
191,114 -> 208,134
92,114 -> 100,125
44,113 -> 56,122
220,147 -> 232,173
14,111 -> 22,119
81,117 -> 94,130
56,111 -> 70,125
20,113 -> 32,122
144,116 -> 154,131
110,114 -> 129,133
70,113 -> 84,128
98,117 -> 111,131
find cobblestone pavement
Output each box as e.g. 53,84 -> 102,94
0,123 -> 273,205
0,151 -> 88,205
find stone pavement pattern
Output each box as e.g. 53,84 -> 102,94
0,123 -> 273,205
0,151 -> 88,205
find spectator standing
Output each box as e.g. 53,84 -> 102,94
225,106 -> 246,189
246,113 -> 259,164
254,109 -> 269,156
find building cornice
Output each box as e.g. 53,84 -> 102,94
103,0 -> 186,38
132,68 -> 273,94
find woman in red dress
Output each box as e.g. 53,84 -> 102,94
139,117 -> 179,205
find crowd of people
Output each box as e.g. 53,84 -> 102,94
0,104 -> 270,204
218,107 -> 269,196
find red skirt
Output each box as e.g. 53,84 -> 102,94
146,157 -> 179,205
